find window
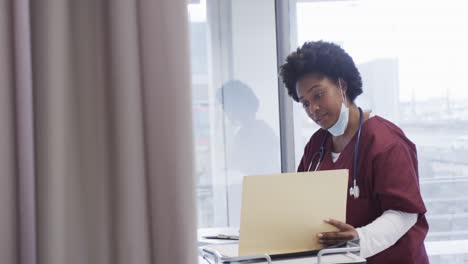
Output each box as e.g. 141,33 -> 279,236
189,1 -> 468,261
188,0 -> 281,228
290,0 -> 468,262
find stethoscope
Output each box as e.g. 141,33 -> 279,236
307,107 -> 364,199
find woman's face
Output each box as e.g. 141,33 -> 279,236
296,73 -> 346,130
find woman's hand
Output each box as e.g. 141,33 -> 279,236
317,218 -> 358,246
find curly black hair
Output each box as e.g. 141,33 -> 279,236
279,41 -> 363,102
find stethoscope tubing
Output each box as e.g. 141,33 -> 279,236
306,108 -> 364,198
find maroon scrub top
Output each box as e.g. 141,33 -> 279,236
298,116 -> 429,264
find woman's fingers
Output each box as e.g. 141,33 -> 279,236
319,239 -> 344,246
318,231 -> 355,241
317,232 -> 353,246
324,218 -> 354,231
316,218 -> 358,245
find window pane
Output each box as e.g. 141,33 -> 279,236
291,0 -> 468,262
188,0 -> 281,228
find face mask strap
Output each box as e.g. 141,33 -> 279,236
338,79 -> 347,105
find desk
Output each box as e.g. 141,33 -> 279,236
198,228 -> 366,264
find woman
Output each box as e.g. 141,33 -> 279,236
279,41 -> 429,263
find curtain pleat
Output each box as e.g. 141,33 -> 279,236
105,1 -> 152,264
0,0 -> 19,263
13,0 -> 36,263
31,0 -> 85,263
138,0 -> 197,263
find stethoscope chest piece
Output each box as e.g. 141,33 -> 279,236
349,180 -> 360,199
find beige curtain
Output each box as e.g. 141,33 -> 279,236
0,0 -> 197,263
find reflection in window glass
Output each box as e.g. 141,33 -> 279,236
292,0 -> 468,262
188,0 -> 281,228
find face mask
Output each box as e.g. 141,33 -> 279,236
328,83 -> 349,136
